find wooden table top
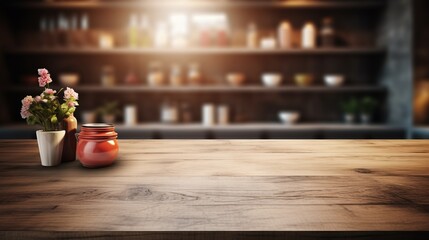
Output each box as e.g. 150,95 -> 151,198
0,140 -> 429,232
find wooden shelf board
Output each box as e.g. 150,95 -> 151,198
6,47 -> 385,55
4,85 -> 387,93
4,1 -> 385,10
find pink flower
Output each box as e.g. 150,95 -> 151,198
44,88 -> 57,95
64,87 -> 79,100
37,68 -> 52,87
21,95 -> 33,109
38,68 -> 49,76
20,106 -> 32,119
20,96 -> 34,119
34,96 -> 42,102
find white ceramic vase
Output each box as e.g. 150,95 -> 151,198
36,130 -> 65,167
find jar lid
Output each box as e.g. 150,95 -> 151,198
80,123 -> 117,140
82,123 -> 114,128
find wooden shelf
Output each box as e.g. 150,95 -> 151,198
5,85 -> 387,93
6,47 -> 385,56
4,1 -> 385,10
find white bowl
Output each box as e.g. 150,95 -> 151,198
226,73 -> 246,86
262,73 -> 283,87
278,111 -> 300,124
324,74 -> 345,87
59,73 -> 80,86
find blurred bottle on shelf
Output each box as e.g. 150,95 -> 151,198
128,14 -> 139,48
321,17 -> 335,47
69,14 -> 79,47
76,13 -> 90,47
246,22 -> 258,48
302,22 -> 317,48
188,63 -> 203,85
154,21 -> 169,48
101,66 -> 116,86
278,21 -> 292,48
139,14 -> 152,47
57,13 -> 70,47
161,100 -> 179,124
169,64 -> 185,86
39,16 -> 48,47
217,105 -> 230,125
147,62 -> 165,86
181,103 -> 193,123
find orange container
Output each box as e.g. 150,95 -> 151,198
77,123 -> 119,168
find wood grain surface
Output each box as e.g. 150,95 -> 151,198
0,140 -> 428,233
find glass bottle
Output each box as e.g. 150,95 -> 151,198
246,22 -> 258,48
302,22 -> 317,49
128,14 -> 139,48
278,21 -> 292,49
321,17 -> 335,47
62,113 -> 77,162
140,14 -> 151,47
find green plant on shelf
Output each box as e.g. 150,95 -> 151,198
359,96 -> 378,114
340,98 -> 359,114
96,102 -> 121,116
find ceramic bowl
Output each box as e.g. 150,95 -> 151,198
226,73 -> 246,86
324,74 -> 345,87
262,73 -> 283,87
294,74 -> 314,87
59,73 -> 80,86
278,111 -> 300,124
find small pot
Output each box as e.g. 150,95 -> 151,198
360,113 -> 372,124
102,114 -> 116,124
36,130 -> 66,167
344,113 -> 355,124
77,123 -> 119,168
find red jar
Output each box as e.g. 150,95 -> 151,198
77,123 -> 119,168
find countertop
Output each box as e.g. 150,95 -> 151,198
0,140 -> 428,238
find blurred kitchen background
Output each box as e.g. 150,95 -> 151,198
0,0 -> 428,139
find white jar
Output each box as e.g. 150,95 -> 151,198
202,104 -> 216,126
124,105 -> 137,126
302,22 -> 316,48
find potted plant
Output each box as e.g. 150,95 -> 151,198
340,98 -> 359,124
96,101 -> 121,123
360,97 -> 378,124
20,68 -> 79,167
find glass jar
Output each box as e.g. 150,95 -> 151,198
147,62 -> 165,86
188,63 -> 203,85
169,64 -> 184,86
77,123 -> 119,168
101,66 -> 115,86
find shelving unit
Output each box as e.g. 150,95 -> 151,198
0,0 -> 414,139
